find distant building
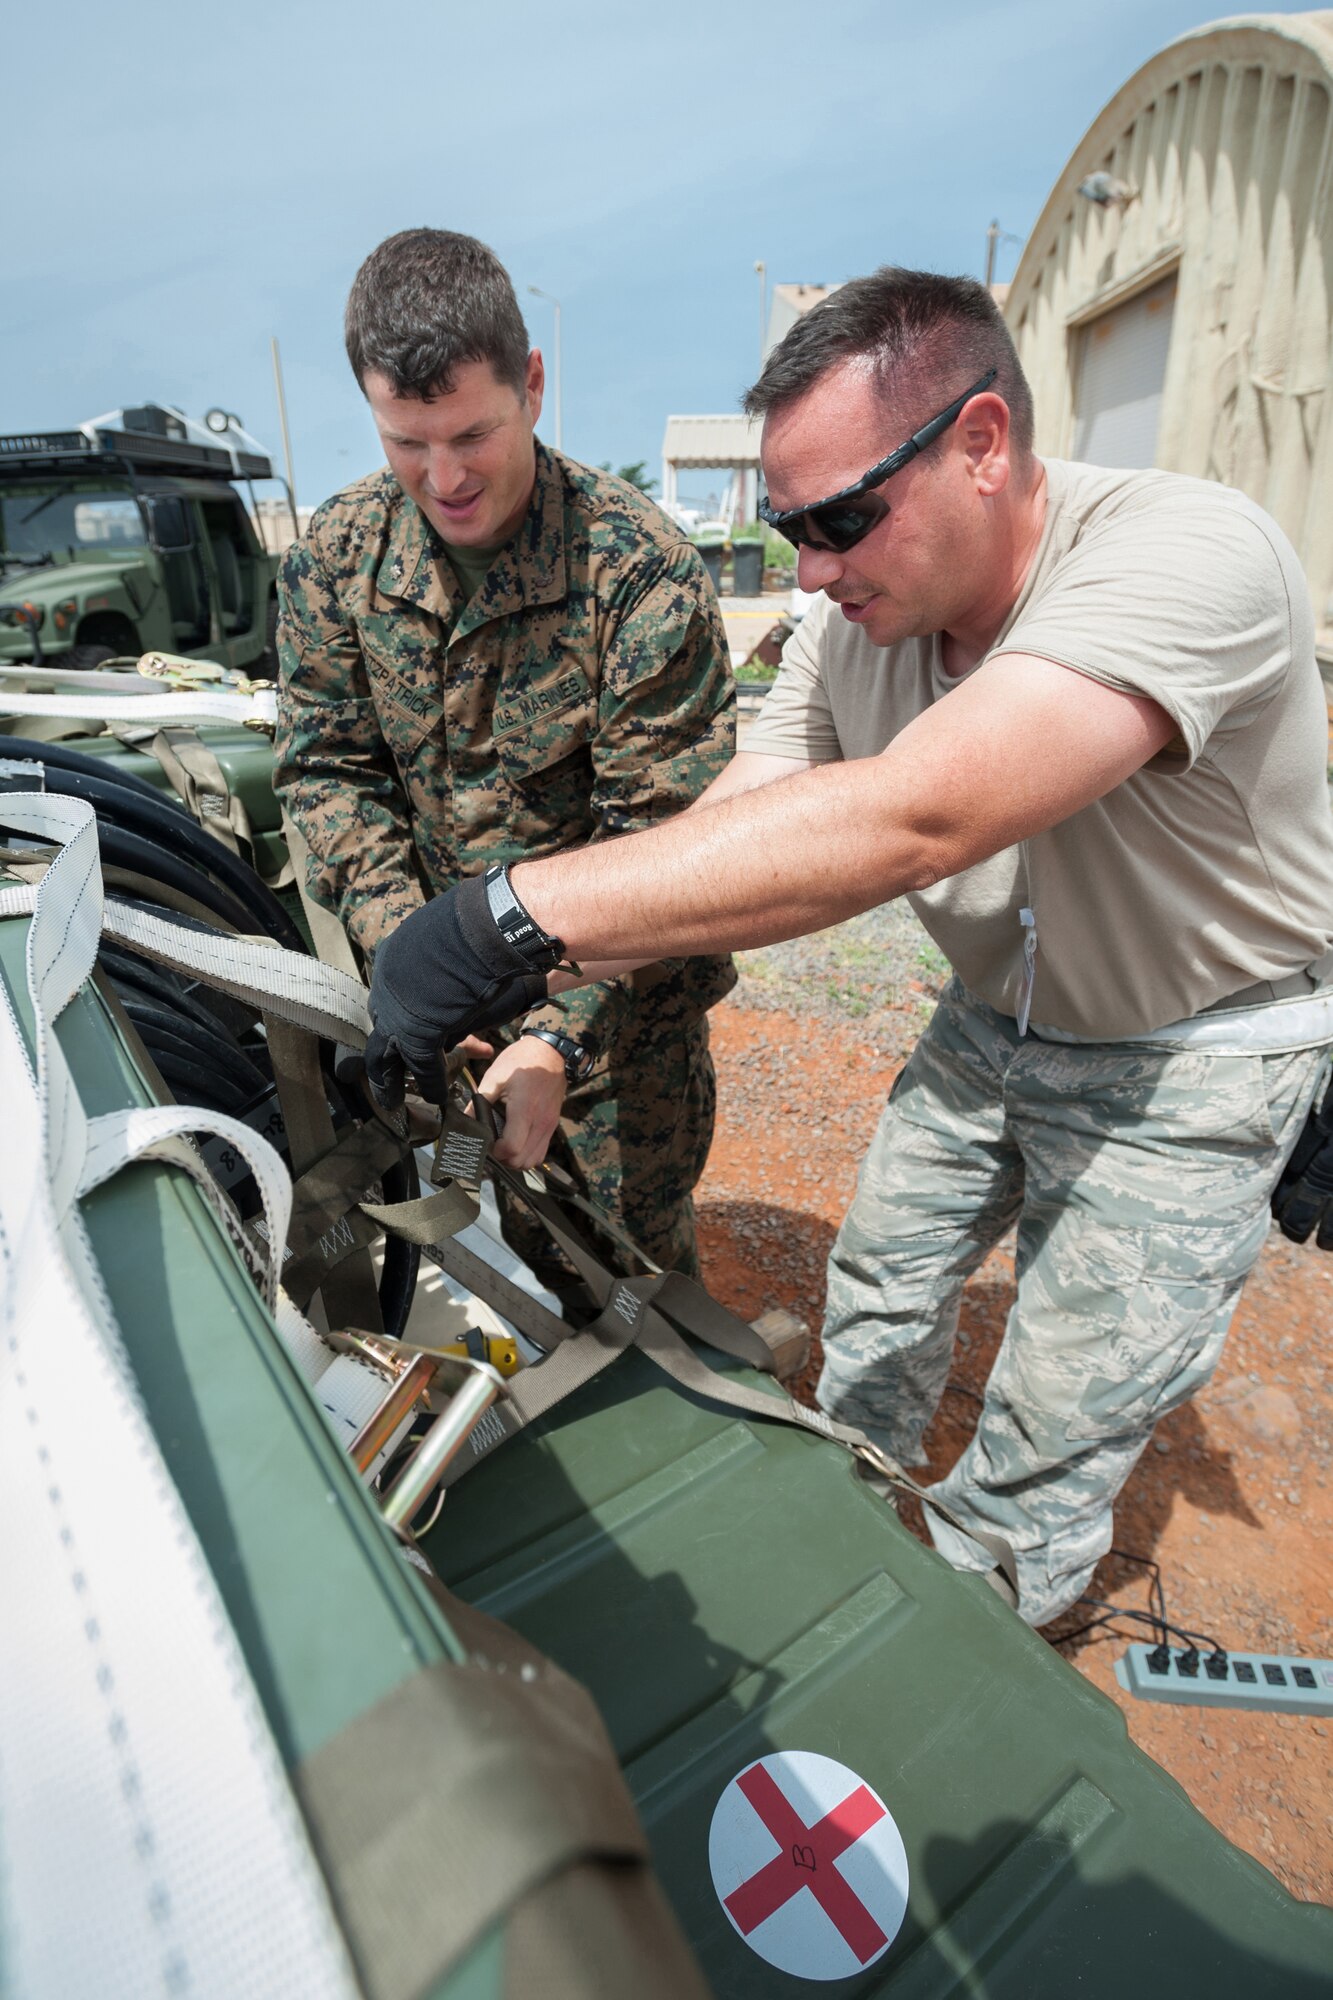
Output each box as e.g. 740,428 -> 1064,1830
659,414 -> 765,522
253,497 -> 316,554
662,283 -> 838,524
1004,10 -> 1333,662
762,283 -> 840,362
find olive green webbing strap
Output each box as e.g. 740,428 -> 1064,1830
292,1594 -> 708,2000
264,1015 -> 387,1332
281,809 -> 362,976
397,1225 -> 573,1356
143,725 -> 253,861
508,1193 -> 1019,1602
390,1126 -> 1018,1602
108,721 -> 296,889
494,1167 -> 976,1499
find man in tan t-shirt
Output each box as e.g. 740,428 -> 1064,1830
362,268 -> 1333,1625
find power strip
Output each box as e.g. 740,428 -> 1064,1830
1115,1641 -> 1333,1715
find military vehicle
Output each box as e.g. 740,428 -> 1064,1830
0,403 -> 283,674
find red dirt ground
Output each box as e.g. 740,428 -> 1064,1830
695,1000 -> 1333,1904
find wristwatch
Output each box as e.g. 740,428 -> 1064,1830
484,863 -> 571,973
520,1025 -> 597,1083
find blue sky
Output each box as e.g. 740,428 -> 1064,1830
5,2 -> 1310,511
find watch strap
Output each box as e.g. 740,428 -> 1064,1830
520,1025 -> 596,1083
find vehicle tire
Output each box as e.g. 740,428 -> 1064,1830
59,643 -> 121,672
257,597 -> 279,679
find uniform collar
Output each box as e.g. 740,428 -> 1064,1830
374,444 -> 567,630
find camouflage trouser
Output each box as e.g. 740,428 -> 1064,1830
817,979 -> 1329,1626
494,984 -> 717,1288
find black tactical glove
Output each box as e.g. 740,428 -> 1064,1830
365,865 -> 569,1109
1271,1072 -> 1333,1250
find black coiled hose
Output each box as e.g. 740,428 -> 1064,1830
2,739 -> 421,1338
0,738 -> 305,952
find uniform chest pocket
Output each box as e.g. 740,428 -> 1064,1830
492,675 -> 595,789
491,689 -> 597,848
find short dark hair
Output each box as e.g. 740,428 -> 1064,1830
743,267 -> 1034,461
344,228 -> 530,400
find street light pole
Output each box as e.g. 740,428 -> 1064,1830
270,334 -> 300,539
755,259 -> 767,365
527,285 -> 562,451
983,221 -> 1024,290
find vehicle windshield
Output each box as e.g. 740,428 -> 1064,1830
0,485 -> 147,564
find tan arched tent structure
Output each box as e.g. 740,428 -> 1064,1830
1005,12 -> 1333,660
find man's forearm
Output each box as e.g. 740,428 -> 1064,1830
535,755 -> 811,994
510,652 -> 1180,963
514,757 -> 936,960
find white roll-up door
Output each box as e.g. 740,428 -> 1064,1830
1073,272 -> 1178,467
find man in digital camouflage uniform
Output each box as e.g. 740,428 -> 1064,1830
273,227 -> 735,1280
362,268 -> 1333,1625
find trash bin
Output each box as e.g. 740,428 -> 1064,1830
731,535 -> 765,596
691,535 -> 725,591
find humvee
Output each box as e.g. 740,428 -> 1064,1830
0,403 -> 284,674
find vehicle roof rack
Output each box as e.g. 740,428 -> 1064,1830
0,427 -> 274,483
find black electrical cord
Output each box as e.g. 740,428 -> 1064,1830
1049,1540 -> 1226,1659
0,747 -> 303,952
1052,1599 -> 1227,1656
1107,1547 -> 1168,1647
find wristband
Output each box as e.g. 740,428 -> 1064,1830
485,864 -> 573,974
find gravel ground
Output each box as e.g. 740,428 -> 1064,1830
731,903 -> 948,1058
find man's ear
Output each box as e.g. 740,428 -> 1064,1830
961,392 -> 1011,497
524,348 -> 545,427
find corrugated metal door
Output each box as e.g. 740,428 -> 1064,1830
1073,272 -> 1178,466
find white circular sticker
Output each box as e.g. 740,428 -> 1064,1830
708,1751 -> 909,1981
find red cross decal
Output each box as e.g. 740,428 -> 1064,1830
723,1762 -> 890,1963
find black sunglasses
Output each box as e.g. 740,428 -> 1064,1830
758,367 -> 999,554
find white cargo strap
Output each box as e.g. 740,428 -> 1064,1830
0,662 -> 169,693
0,878 -> 370,1045
79,1103 -> 294,1313
0,678 -> 277,729
0,789 -> 359,1998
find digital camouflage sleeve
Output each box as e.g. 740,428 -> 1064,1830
273,448 -> 737,1056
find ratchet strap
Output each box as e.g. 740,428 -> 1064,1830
388,1101 -> 1021,1606
1,787 -> 707,2000
0,670 -> 278,730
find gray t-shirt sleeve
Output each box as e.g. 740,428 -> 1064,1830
994,495 -> 1296,770
742,594 -> 845,763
